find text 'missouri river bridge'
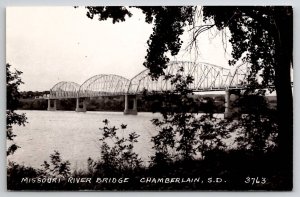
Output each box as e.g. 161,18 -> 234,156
46,61 -> 249,118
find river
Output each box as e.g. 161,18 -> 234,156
8,110 -> 162,171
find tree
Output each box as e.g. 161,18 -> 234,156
94,119 -> 142,173
7,63 -> 27,155
143,68 -> 230,162
201,6 -> 293,173
81,6 -> 293,181
82,5 -> 292,152
145,68 -> 198,161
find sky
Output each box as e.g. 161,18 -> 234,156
6,6 -> 233,91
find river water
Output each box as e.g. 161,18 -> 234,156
8,110 -> 162,171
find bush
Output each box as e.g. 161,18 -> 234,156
41,151 -> 71,179
90,119 -> 143,175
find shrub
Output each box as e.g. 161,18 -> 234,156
41,151 -> 71,179
91,119 -> 143,175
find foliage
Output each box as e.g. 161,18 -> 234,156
7,161 -> 40,179
91,119 -> 142,173
143,67 -> 231,163
229,94 -> 279,152
83,6 -> 290,87
145,68 -> 197,161
145,68 -> 277,163
82,7 -> 292,157
234,114 -> 278,152
41,151 -> 71,179
7,151 -> 71,190
8,149 -> 290,190
20,90 -> 50,99
85,6 -> 132,23
7,161 -> 40,190
236,93 -> 270,114
202,7 -> 293,166
200,97 -> 217,113
202,7 -> 292,89
84,6 -> 194,79
18,96 -> 125,111
137,6 -> 194,79
195,114 -> 230,158
6,63 -> 27,155
18,99 -> 48,110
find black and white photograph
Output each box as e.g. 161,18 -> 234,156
6,6 -> 293,191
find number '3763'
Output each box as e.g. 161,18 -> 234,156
245,177 -> 267,185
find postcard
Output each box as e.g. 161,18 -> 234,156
6,6 -> 293,191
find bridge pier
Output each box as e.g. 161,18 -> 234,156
224,90 -> 232,119
47,99 -> 57,111
224,89 -> 241,119
124,94 -> 138,115
76,97 -> 87,112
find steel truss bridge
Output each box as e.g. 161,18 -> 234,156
47,61 -> 249,117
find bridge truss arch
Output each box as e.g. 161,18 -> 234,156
127,61 -> 249,94
78,74 -> 130,98
48,61 -> 250,99
50,81 -> 80,99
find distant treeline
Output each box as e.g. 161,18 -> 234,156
18,91 -> 276,113
18,94 -> 225,113
20,91 -> 50,99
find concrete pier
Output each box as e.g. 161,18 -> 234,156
224,90 -> 232,119
47,99 -> 57,111
224,89 -> 241,119
76,97 -> 87,112
124,94 -> 138,115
